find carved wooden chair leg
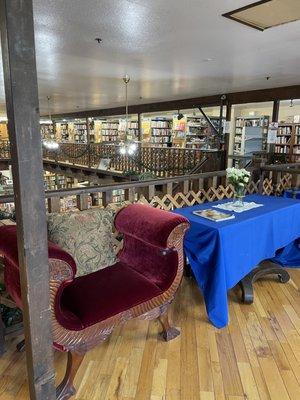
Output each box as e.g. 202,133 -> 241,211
56,351 -> 85,400
16,338 -> 25,352
0,315 -> 6,356
158,311 -> 180,342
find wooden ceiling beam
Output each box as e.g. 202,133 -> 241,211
51,85 -> 300,120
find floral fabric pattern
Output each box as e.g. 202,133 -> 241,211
47,209 -> 116,277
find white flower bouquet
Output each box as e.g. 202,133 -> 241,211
226,167 -> 251,205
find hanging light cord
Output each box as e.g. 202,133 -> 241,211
47,96 -> 52,121
123,75 -> 130,140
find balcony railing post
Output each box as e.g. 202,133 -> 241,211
76,194 -> 89,210
258,168 -> 265,194
47,197 -> 61,213
162,182 -> 173,195
124,188 -> 135,202
102,190 -> 113,207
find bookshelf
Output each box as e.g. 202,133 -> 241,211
101,120 -> 120,143
0,122 -> 8,141
44,172 -> 75,190
127,121 -> 139,139
185,116 -> 223,148
73,121 -> 88,143
59,122 -> 69,142
275,123 -> 300,162
143,118 -> 172,147
40,122 -> 55,140
233,116 -> 269,156
151,119 -> 172,147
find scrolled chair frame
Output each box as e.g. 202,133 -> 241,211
0,205 -> 189,400
53,222 -> 189,399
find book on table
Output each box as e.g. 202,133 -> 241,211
192,209 -> 235,222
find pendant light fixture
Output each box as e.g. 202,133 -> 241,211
42,96 -> 59,150
119,75 -> 138,156
177,110 -> 184,120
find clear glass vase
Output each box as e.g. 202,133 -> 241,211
233,186 -> 245,207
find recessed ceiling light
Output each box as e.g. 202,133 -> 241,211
223,0 -> 300,31
203,58 -> 213,62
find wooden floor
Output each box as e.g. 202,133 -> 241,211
0,270 -> 300,400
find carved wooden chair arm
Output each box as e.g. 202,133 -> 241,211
115,203 -> 189,249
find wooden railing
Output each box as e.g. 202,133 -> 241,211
0,164 -> 298,214
43,143 -> 225,177
258,163 -> 300,195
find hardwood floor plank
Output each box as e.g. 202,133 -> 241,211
216,331 -> 243,396
259,357 -> 290,400
237,362 -> 260,400
200,391 -> 215,400
150,358 -> 168,400
0,273 -> 300,400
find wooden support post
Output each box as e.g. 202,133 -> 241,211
0,1 -> 56,399
272,100 -> 280,123
219,97 -> 224,138
270,100 -> 280,158
225,103 -> 232,167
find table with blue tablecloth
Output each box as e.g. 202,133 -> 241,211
174,194 -> 300,328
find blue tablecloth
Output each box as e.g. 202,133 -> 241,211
284,189 -> 300,200
174,194 -> 300,328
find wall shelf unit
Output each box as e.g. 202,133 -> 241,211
233,116 -> 269,156
275,123 -> 300,162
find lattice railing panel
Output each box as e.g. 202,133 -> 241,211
134,183 -> 254,210
107,175 -> 293,213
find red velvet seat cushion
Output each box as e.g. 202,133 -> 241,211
56,262 -> 163,331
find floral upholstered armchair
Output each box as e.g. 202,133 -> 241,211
0,203 -> 189,400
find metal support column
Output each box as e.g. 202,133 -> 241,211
0,1 -> 56,399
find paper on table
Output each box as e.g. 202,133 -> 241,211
213,201 -> 263,213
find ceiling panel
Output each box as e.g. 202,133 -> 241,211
0,0 -> 299,115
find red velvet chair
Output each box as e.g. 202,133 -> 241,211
0,204 -> 189,399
